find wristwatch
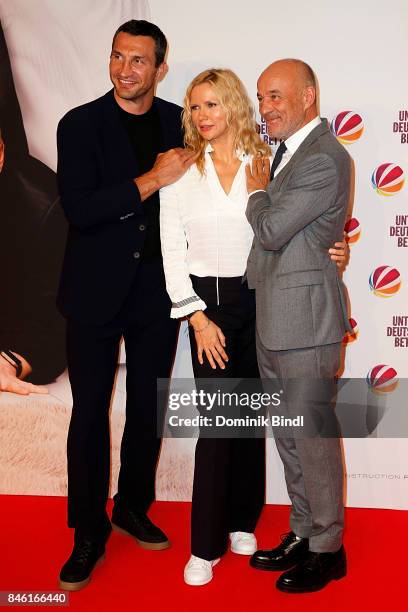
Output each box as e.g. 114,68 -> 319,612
0,349 -> 23,378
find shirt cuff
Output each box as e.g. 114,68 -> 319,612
248,189 -> 267,197
170,296 -> 207,319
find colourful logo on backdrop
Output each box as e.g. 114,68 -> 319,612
344,218 -> 361,244
330,111 -> 364,144
343,318 -> 359,344
369,266 -> 401,297
366,365 -> 398,392
371,163 -> 405,195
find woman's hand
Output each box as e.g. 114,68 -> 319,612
329,232 -> 350,270
0,354 -> 48,395
189,311 -> 228,369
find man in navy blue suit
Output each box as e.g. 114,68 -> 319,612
57,20 -> 196,591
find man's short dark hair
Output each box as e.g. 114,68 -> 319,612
113,20 -> 167,67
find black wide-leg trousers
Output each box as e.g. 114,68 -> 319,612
189,276 -> 265,561
66,261 -> 179,537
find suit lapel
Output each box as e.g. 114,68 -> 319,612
99,91 -> 181,178
270,119 -> 330,193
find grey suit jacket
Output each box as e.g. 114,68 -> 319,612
246,119 -> 352,351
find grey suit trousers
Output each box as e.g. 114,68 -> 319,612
256,332 -> 344,553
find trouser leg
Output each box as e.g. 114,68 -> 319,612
191,436 -> 233,560
66,320 -> 120,536
114,263 -> 179,512
190,279 -> 265,559
227,292 -> 265,534
256,333 -> 344,552
114,314 -> 178,512
227,437 -> 265,534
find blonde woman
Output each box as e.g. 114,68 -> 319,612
160,69 -> 345,585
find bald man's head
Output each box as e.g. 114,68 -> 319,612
267,59 -> 316,88
257,58 -> 318,140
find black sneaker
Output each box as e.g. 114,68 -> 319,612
58,529 -> 110,591
111,505 -> 170,550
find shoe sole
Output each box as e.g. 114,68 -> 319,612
249,557 -> 301,572
276,564 -> 347,593
111,523 -> 170,550
231,547 -> 257,556
184,559 -> 220,586
58,554 -> 105,591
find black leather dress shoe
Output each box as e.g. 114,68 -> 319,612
276,546 -> 347,593
111,505 -> 170,550
250,531 -> 309,571
58,527 -> 111,591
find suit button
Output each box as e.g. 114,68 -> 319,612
133,251 -> 140,259
139,224 -> 146,231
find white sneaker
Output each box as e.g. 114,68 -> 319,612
184,555 -> 220,586
229,531 -> 257,555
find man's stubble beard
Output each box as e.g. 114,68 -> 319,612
114,81 -> 155,103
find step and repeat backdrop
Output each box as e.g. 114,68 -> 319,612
0,0 -> 407,509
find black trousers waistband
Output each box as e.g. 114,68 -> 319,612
190,275 -> 250,307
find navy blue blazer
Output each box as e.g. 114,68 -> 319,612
56,90 -> 183,325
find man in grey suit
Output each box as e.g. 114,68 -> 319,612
245,59 -> 351,593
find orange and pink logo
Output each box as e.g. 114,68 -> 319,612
330,111 -> 364,144
343,318 -> 359,344
344,218 -> 361,244
366,365 -> 398,392
369,266 -> 401,297
371,163 -> 405,195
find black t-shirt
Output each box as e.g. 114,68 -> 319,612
117,103 -> 164,262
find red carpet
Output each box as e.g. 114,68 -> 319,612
0,497 -> 404,611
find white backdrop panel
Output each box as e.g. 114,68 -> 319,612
150,0 -> 408,509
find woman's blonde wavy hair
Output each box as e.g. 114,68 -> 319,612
182,68 -> 270,175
